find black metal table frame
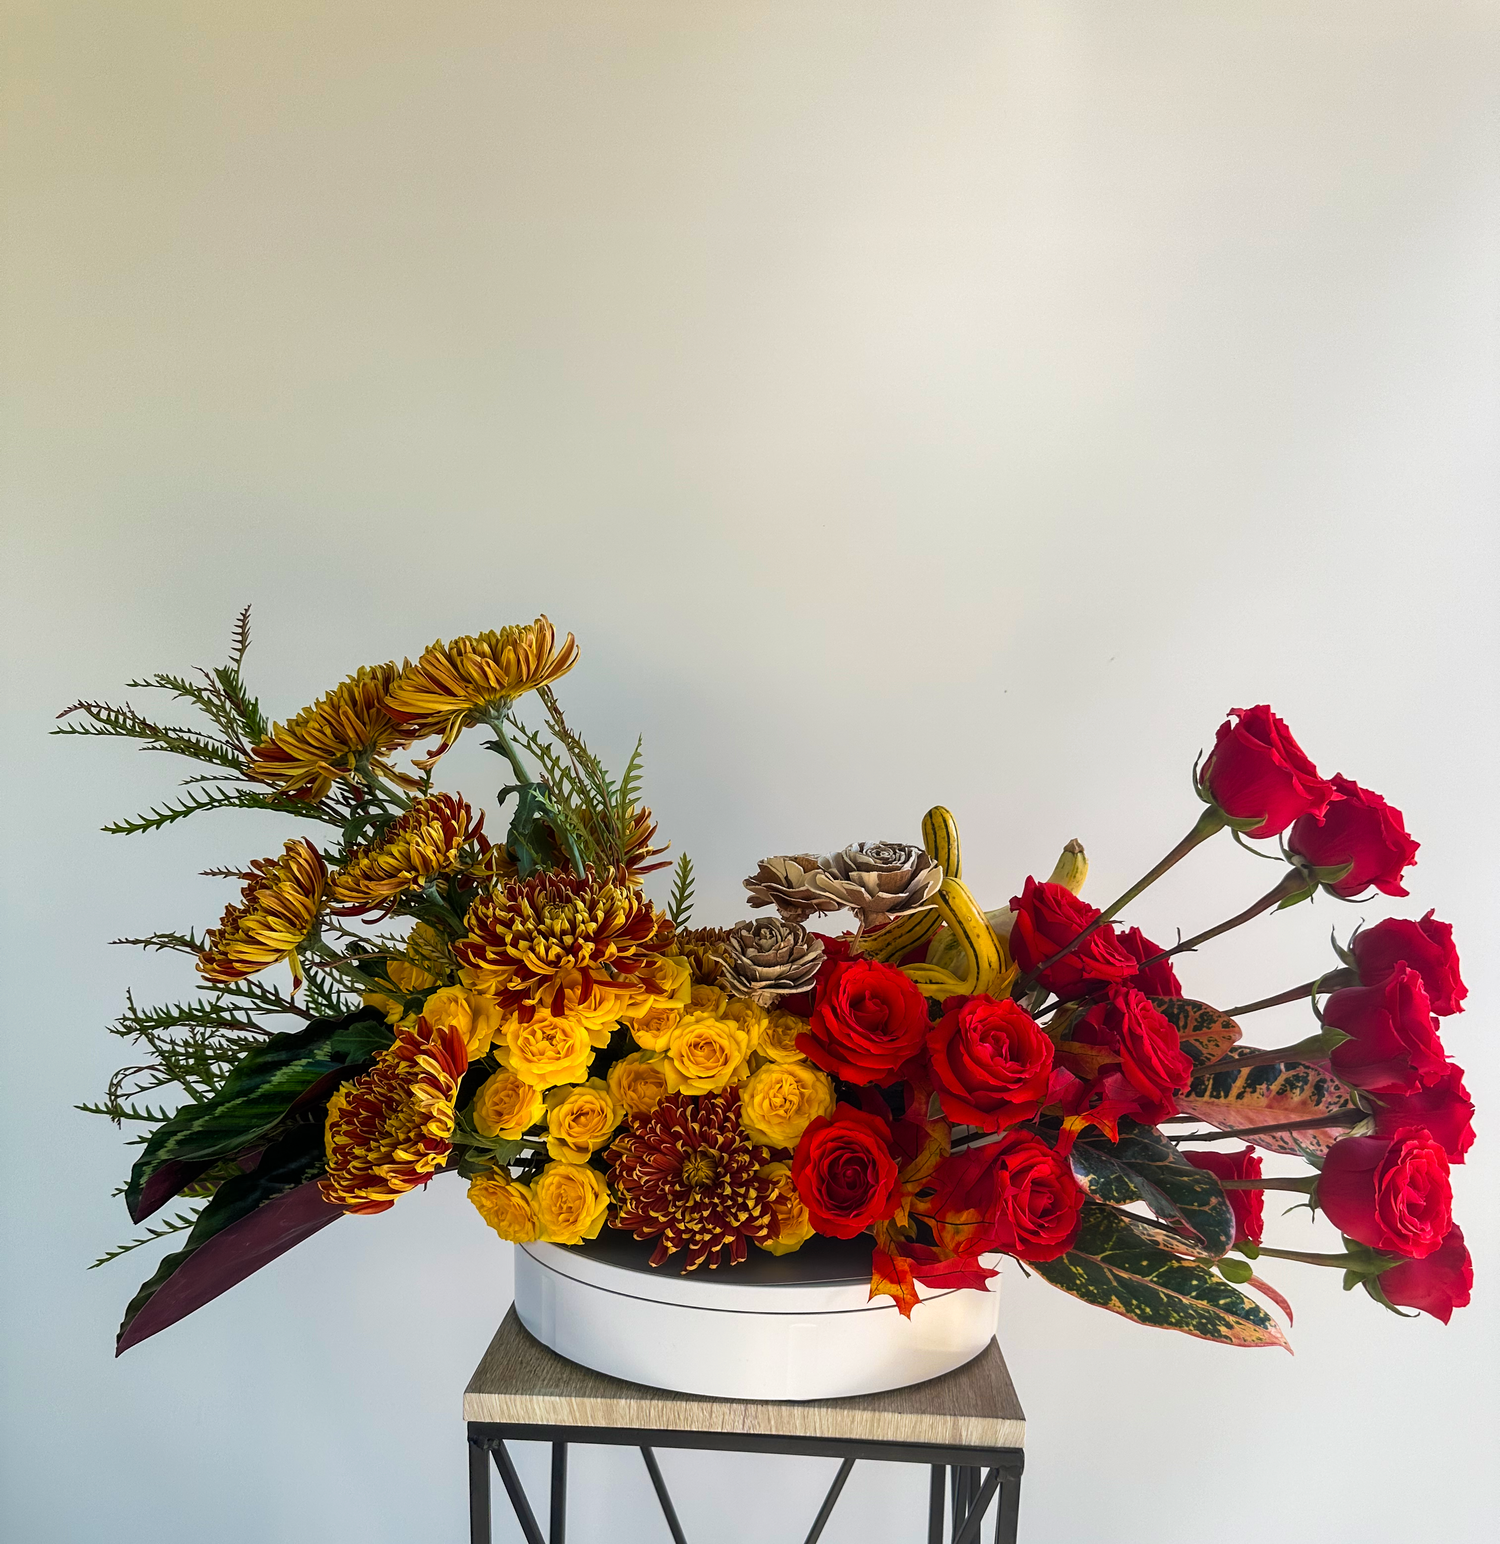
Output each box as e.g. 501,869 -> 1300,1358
467,1421 -> 1023,1544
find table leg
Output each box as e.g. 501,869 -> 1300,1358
491,1441 -> 547,1544
641,1447 -> 690,1544
927,1466 -> 945,1544
994,1468 -> 1021,1544
549,1443 -> 567,1544
468,1439 -> 491,1544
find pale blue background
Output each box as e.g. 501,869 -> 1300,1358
3,4 -> 1497,1541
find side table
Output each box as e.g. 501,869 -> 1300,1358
464,1308 -> 1025,1544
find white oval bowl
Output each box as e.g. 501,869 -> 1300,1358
513,1236 -> 1000,1401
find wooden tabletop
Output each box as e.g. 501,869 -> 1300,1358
464,1308 -> 1025,1451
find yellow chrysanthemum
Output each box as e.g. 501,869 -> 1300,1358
419,984 -> 507,1059
533,1160 -> 612,1245
198,839 -> 326,991
248,663 -> 417,801
328,793 -> 486,915
756,1161 -> 815,1256
755,1009 -> 811,1065
469,1173 -> 541,1242
320,1017 -> 468,1213
453,867 -> 673,1021
607,1051 -> 670,1119
545,1079 -> 625,1163
386,618 -> 579,765
661,1012 -> 752,1096
363,921 -> 451,1022
471,1069 -> 547,1140
738,1061 -> 835,1149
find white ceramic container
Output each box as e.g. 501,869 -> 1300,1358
513,1232 -> 1000,1401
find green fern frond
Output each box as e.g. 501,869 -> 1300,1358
228,604 -> 253,673
89,1209 -> 202,1269
667,853 -> 696,928
113,930 -> 205,956
615,737 -> 645,826
102,786 -> 341,836
76,1100 -> 178,1124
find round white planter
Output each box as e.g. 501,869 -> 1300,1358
513,1232 -> 1000,1401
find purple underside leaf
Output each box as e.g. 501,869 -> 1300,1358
116,1179 -> 342,1355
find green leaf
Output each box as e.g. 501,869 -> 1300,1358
1176,1052 -> 1357,1161
1149,997 -> 1243,1068
1076,1124 -> 1237,1256
1030,1206 -> 1290,1349
125,1009 -> 389,1222
667,853 -> 696,928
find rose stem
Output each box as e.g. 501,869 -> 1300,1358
1223,969 -> 1357,1018
1171,1111 -> 1363,1143
1126,867 -> 1309,972
1253,1246 -> 1380,1271
1219,1176 -> 1317,1193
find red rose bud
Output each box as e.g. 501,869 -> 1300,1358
791,1104 -> 901,1239
1185,1146 -> 1265,1245
1007,877 -> 1137,1000
1325,968 -> 1448,1095
1288,775 -> 1419,898
928,1131 -> 1084,1262
800,957 -> 929,1085
1374,1062 -> 1475,1163
1319,1124 -> 1453,1260
1377,1223 -> 1473,1323
1115,926 -> 1183,999
1200,705 -> 1336,839
1350,911 -> 1467,1016
926,994 -> 1054,1132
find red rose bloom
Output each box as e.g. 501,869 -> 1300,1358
1288,775 -> 1419,898
1007,877 -> 1137,1000
1115,926 -> 1182,999
1325,968 -> 1447,1095
1378,1224 -> 1473,1324
1185,1146 -> 1264,1245
791,1104 -> 901,1238
927,1132 -> 1083,1262
1318,1124 -> 1453,1260
1201,705 -> 1335,839
800,958 -> 929,1085
1351,912 -> 1467,1016
1375,1063 -> 1474,1164
926,994 -> 1054,1132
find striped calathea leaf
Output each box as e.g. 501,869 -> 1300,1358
1030,1205 -> 1290,1350
125,1009 -> 391,1223
1148,997 -> 1243,1068
1176,1052 -> 1358,1161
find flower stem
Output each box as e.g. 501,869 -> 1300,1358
1129,866 -> 1311,972
1015,806 -> 1228,992
1172,1110 -> 1363,1144
1253,1246 -> 1375,1271
1223,968 -> 1357,1019
483,707 -> 534,786
1220,1176 -> 1317,1193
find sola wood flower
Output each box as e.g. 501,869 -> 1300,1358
719,918 -> 825,1007
386,617 -> 578,765
743,854 -> 843,924
197,838 -> 326,991
320,1016 -> 468,1214
248,663 -> 417,801
328,793 -> 486,916
453,867 -> 672,1020
607,1088 -> 780,1269
811,842 -> 942,930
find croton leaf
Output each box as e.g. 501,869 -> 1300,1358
1030,1206 -> 1290,1350
1149,997 -> 1243,1068
117,1124 -> 341,1354
1176,1051 -> 1357,1161
1075,1124 -> 1236,1257
126,1009 -> 389,1223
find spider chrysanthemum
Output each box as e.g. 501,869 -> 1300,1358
607,1088 -> 780,1270
320,1016 -> 468,1214
197,838 -> 326,991
328,793 -> 487,916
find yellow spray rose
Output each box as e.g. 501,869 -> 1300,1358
687,982 -> 728,1017
420,983 -> 507,1058
607,1051 -> 670,1119
472,1068 -> 547,1140
495,1013 -> 596,1090
628,998 -> 685,1052
545,1079 -> 625,1163
739,1061 -> 835,1149
661,1012 -> 751,1095
363,921 -> 449,1021
755,1009 -> 811,1065
621,952 -> 693,1016
756,1161 -> 814,1256
534,1161 -> 612,1245
721,997 -> 768,1056
468,1172 -> 540,1243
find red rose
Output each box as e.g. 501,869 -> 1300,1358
1378,1224 -> 1473,1323
1375,1063 -> 1474,1163
1201,705 -> 1335,839
1288,775 -> 1419,898
1116,926 -> 1182,999
927,1132 -> 1083,1262
1318,1124 -> 1453,1259
926,994 -> 1054,1132
1007,878 -> 1137,1000
1325,968 -> 1447,1095
791,1104 -> 901,1238
1185,1146 -> 1264,1245
779,933 -> 854,1017
1351,911 -> 1467,1016
800,958 -> 929,1085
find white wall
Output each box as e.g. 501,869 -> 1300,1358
3,4 -> 1497,1541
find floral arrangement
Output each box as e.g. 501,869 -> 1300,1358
66,612 -> 1473,1355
